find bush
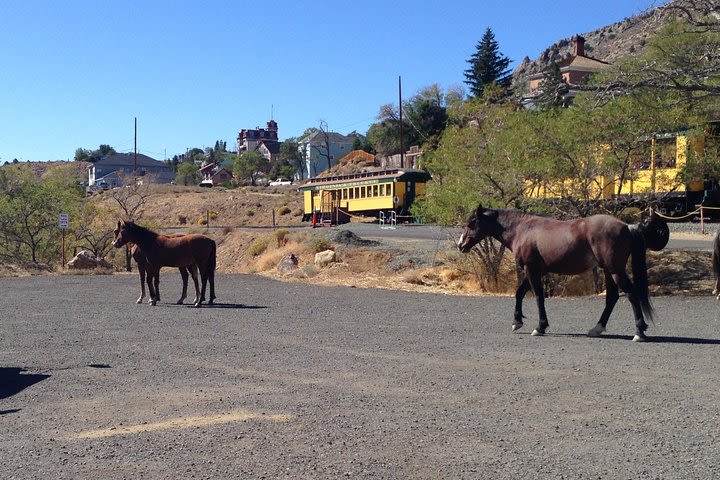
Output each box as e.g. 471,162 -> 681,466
247,237 -> 271,257
306,236 -> 332,253
273,229 -> 290,247
277,206 -> 291,215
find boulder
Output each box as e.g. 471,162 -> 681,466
67,250 -> 113,270
278,253 -> 299,273
314,249 -> 336,267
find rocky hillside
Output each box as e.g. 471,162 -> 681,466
512,0 -> 704,84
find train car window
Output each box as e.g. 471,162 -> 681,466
361,187 -> 366,198
373,185 -> 379,197
655,138 -> 677,168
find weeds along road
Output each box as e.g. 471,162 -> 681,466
2,273 -> 720,479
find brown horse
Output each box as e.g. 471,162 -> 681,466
130,242 -> 198,305
113,221 -> 216,307
458,204 -> 654,342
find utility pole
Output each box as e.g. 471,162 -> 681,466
399,76 -> 404,169
134,117 -> 138,176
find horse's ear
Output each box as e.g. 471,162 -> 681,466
475,203 -> 484,215
117,220 -> 122,229
484,209 -> 499,220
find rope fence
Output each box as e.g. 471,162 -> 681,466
650,205 -> 720,234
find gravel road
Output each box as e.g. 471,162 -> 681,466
2,273 -> 720,479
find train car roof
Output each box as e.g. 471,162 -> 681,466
299,168 -> 431,191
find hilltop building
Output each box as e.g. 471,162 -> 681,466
522,35 -> 610,108
87,152 -> 174,189
237,119 -> 280,163
298,130 -> 353,178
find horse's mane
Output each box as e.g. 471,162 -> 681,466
125,221 -> 158,241
494,208 -> 537,230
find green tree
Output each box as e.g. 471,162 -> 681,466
0,166 -> 82,264
534,61 -> 569,110
176,162 -> 200,186
464,27 -> 512,98
233,151 -> 270,186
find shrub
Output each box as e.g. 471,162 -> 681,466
247,237 -> 271,257
277,206 -> 291,215
306,236 -> 332,253
273,229 -> 290,247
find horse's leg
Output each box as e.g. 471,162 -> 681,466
177,267 -> 188,305
613,271 -> 648,342
196,261 -> 208,308
512,275 -> 530,332
155,268 -> 161,302
191,264 -> 203,307
148,268 -> 160,306
588,270 -> 619,337
208,265 -> 215,305
526,267 -> 549,336
186,265 -> 199,304
137,263 -> 146,304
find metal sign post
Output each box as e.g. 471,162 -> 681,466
59,213 -> 69,268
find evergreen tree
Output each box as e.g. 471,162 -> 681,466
534,60 -> 569,110
464,28 -> 512,98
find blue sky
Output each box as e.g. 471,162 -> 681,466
0,0 -> 660,162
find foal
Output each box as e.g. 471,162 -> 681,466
130,242 -> 198,305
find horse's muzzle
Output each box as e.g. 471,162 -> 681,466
457,234 -> 473,253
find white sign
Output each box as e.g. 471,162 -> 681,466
58,213 -> 69,229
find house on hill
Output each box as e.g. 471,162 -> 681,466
298,130 -> 354,178
522,35 -> 610,108
87,152 -> 174,188
237,119 -> 280,163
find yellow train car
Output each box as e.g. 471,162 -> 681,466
527,125 -> 720,217
299,168 -> 431,224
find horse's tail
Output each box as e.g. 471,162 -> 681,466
629,226 -> 654,322
206,239 -> 217,279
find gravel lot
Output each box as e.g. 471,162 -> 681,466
2,273 -> 720,479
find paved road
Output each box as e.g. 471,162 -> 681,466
2,274 -> 720,479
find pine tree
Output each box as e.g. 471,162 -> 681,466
534,60 -> 569,110
464,28 -> 512,98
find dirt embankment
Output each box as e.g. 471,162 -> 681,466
2,184 -> 717,298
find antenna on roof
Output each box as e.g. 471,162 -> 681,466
271,104 -> 274,121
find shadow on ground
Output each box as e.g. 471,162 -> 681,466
0,367 -> 50,400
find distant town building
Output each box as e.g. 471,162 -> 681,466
237,119 -> 280,162
87,152 -> 174,188
298,130 -> 353,178
522,35 -> 610,108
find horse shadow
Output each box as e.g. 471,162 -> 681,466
544,333 -> 720,344
168,303 -> 268,310
0,367 -> 50,402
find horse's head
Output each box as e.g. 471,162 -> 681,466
457,204 -> 499,253
112,220 -> 133,248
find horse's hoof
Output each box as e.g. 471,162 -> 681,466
587,325 -> 606,337
632,334 -> 647,342
193,302 -> 202,308
150,300 -> 157,306
531,329 -> 545,336
136,298 -> 143,304
511,323 -> 523,332
176,300 -> 184,305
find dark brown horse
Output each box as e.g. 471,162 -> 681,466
130,242 -> 198,305
458,204 -> 654,342
113,221 -> 216,307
